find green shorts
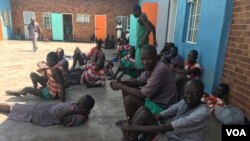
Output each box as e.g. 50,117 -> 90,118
120,60 -> 137,78
41,87 -> 54,100
144,98 -> 164,115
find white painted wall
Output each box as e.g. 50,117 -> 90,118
167,0 -> 178,42
156,0 -> 170,53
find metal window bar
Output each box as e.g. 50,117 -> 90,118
186,0 -> 200,44
43,13 -> 51,29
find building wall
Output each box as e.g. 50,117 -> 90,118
174,0 -> 233,93
0,0 -> 14,39
222,0 -> 250,118
139,0 -> 167,52
11,0 -> 134,41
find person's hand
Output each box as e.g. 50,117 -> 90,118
121,118 -> 131,132
138,40 -> 143,48
189,68 -> 202,75
155,115 -> 163,120
110,80 -> 116,90
37,69 -> 43,73
110,80 -> 122,90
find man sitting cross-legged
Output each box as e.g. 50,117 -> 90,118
121,79 -> 211,141
110,46 -> 178,125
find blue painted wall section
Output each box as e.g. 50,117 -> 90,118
0,0 -> 13,39
129,14 -> 137,46
174,0 -> 233,93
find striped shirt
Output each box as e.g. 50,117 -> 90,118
117,44 -> 131,51
184,61 -> 202,79
80,63 -> 106,86
45,64 -> 66,97
201,95 -> 224,113
87,47 -> 104,63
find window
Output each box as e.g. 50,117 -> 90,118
77,14 -> 90,23
2,10 -> 12,27
186,0 -> 201,44
43,12 -> 51,29
116,16 -> 129,32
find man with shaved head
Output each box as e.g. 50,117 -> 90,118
111,45 -> 178,125
121,79 -> 210,141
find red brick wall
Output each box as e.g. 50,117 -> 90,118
222,0 -> 250,119
10,0 -> 134,41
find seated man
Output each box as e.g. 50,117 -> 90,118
111,47 -> 137,80
6,52 -> 66,102
159,42 -> 175,59
173,50 -> 202,79
69,47 -> 87,70
80,59 -> 108,88
104,34 -> 111,49
162,46 -> 183,69
121,79 -> 211,141
56,47 -> 69,72
68,58 -> 108,88
173,50 -> 202,99
0,95 -> 95,127
110,35 -> 116,49
87,39 -> 105,63
110,46 -> 178,123
112,39 -> 131,62
89,34 -> 96,44
202,83 -> 229,113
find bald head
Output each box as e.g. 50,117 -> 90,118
141,45 -> 157,58
133,5 -> 142,18
183,79 -> 204,108
140,46 -> 158,71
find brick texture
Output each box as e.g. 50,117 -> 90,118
10,0 -> 135,41
222,0 -> 250,119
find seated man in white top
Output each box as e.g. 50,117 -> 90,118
121,79 -> 211,141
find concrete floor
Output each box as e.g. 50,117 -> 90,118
0,41 -> 221,141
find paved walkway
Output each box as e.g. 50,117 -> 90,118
0,41 -> 125,141
0,41 -> 220,141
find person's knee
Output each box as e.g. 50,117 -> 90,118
124,95 -> 141,107
137,106 -> 148,113
30,72 -> 38,79
124,95 -> 134,106
133,106 -> 148,122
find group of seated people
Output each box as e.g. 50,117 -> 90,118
1,41 -> 247,140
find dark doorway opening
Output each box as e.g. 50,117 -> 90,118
63,14 -> 73,41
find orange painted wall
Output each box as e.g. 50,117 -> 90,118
95,15 -> 106,40
0,18 -> 3,41
142,2 -> 158,45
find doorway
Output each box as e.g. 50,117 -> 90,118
23,11 -> 35,39
51,13 -> 63,41
95,15 -> 106,40
141,2 -> 158,45
63,14 -> 73,41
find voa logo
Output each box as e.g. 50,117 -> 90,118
226,129 -> 246,136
